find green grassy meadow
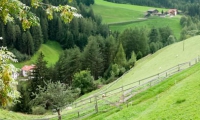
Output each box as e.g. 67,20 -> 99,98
82,62 -> 200,120
0,109 -> 44,120
106,36 -> 200,91
14,40 -> 63,68
76,36 -> 200,101
92,0 -> 182,39
93,0 -> 168,23
110,16 -> 182,39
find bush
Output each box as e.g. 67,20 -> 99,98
72,70 -> 96,95
32,106 -> 46,115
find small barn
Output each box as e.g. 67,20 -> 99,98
168,9 -> 177,16
147,9 -> 159,14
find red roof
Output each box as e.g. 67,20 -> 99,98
22,65 -> 35,71
168,9 -> 177,13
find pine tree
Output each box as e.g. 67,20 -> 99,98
149,28 -> 160,43
30,52 -> 49,96
14,25 -> 21,51
114,43 -> 127,67
21,32 -> 27,54
6,22 -> 15,47
31,26 -> 43,52
26,31 -> 34,55
55,47 -> 81,85
40,18 -> 49,43
82,36 -> 104,79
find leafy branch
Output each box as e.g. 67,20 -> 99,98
0,0 -> 81,30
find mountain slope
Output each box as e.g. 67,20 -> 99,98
76,36 -> 200,103
83,61 -> 200,120
92,0 -> 181,39
105,36 -> 200,91
14,40 -> 63,68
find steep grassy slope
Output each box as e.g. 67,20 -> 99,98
92,0 -> 182,39
14,40 -> 63,68
0,109 -> 44,120
83,62 -> 200,120
105,36 -> 200,91
76,36 -> 200,102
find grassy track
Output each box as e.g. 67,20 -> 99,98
14,40 -> 63,68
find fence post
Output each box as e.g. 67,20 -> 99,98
178,64 -> 180,71
78,111 -> 80,118
198,55 -> 200,62
189,62 -> 191,66
157,73 -> 160,79
150,81 -> 152,87
75,103 -> 77,108
95,96 -> 98,113
166,72 -> 168,77
121,86 -> 124,103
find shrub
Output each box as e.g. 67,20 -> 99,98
32,106 -> 46,115
176,99 -> 186,104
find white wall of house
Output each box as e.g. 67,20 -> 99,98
22,70 -> 28,77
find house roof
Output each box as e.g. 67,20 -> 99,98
147,9 -> 158,12
22,65 -> 35,71
168,9 -> 177,13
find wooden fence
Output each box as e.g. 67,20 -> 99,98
48,56 -> 200,120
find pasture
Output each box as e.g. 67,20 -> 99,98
76,36 -> 200,102
83,62 -> 200,120
92,0 -> 182,39
14,40 -> 63,68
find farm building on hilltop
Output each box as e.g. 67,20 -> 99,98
147,9 -> 159,14
168,9 -> 177,16
145,9 -> 159,17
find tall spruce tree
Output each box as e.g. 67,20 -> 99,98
21,32 -> 27,54
31,26 -> 43,52
40,18 -> 49,43
114,43 -> 127,67
26,31 -> 34,55
6,22 -> 15,47
30,52 -> 49,96
82,36 -> 104,79
55,47 -> 81,85
14,25 -> 21,50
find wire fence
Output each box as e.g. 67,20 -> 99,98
44,56 -> 200,120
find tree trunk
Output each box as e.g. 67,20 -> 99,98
57,109 -> 61,120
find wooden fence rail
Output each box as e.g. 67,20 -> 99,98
45,56 -> 200,120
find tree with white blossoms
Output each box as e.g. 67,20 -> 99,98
0,0 -> 81,30
0,46 -> 20,107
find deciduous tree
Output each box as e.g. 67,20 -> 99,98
32,81 -> 80,120
0,47 -> 20,107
